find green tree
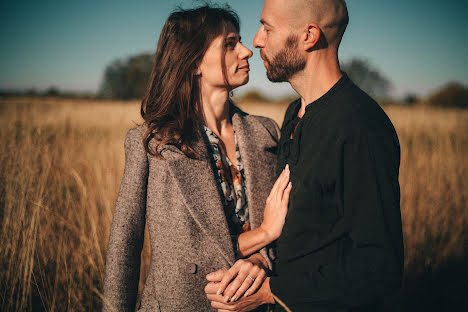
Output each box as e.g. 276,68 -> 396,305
427,82 -> 468,109
342,58 -> 392,99
99,53 -> 153,99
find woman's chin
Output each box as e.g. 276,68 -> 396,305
238,77 -> 250,87
226,76 -> 250,91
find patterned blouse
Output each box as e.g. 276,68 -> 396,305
203,125 -> 249,258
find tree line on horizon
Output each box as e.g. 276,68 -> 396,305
98,53 -> 394,101
96,53 -> 468,109
1,53 -> 467,109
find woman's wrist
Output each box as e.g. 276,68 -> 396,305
258,223 -> 276,245
237,225 -> 276,258
248,252 -> 268,268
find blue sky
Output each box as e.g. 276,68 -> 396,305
1,0 -> 467,98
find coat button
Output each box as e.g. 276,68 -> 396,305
185,263 -> 197,274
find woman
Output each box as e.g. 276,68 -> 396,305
103,5 -> 291,312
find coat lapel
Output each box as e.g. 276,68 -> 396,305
161,107 -> 277,266
232,109 -> 277,231
162,143 -> 236,266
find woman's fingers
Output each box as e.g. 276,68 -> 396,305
275,165 -> 290,202
206,270 -> 226,282
222,263 -> 259,302
230,274 -> 256,302
268,167 -> 286,199
261,164 -> 291,242
232,268 -> 266,300
222,273 -> 249,302
205,282 -> 221,295
282,181 -> 292,203
243,268 -> 266,298
269,164 -> 290,199
215,264 -> 240,296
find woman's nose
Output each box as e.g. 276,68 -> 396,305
239,43 -> 253,59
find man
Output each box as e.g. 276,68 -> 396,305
205,0 -> 404,311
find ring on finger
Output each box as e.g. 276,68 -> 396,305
247,275 -> 255,281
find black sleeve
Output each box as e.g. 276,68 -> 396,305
271,131 -> 404,307
338,131 -> 403,304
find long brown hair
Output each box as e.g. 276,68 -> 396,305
141,5 -> 240,159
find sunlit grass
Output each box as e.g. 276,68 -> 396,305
0,97 -> 466,311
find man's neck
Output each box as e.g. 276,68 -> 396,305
289,56 -> 342,118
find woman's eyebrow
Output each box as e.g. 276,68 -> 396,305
225,34 -> 240,41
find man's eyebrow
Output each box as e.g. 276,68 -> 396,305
260,19 -> 273,27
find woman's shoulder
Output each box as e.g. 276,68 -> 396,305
233,105 -> 280,141
124,124 -> 147,149
126,123 -> 147,137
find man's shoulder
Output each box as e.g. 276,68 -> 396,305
335,82 -> 396,137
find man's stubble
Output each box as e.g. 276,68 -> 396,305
261,34 -> 306,82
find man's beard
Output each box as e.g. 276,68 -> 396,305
262,34 -> 306,82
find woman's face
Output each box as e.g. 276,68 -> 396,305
197,23 -> 253,91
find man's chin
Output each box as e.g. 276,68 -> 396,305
266,72 -> 287,83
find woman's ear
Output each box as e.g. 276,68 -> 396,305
194,62 -> 202,76
303,23 -> 321,51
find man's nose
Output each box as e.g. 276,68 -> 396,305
253,28 -> 263,49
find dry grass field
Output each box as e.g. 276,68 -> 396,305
0,97 -> 467,311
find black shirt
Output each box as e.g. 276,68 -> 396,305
271,73 -> 404,311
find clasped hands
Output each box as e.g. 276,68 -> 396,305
205,253 -> 274,312
204,165 -> 291,311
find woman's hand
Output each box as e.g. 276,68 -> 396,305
260,164 -> 292,243
206,253 -> 268,303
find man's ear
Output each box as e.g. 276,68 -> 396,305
302,23 -> 321,51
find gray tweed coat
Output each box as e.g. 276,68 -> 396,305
103,107 -> 280,312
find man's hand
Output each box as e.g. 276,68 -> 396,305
205,277 -> 274,312
206,254 -> 268,302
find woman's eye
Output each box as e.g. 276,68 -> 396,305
225,42 -> 236,49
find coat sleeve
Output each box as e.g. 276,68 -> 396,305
103,127 -> 148,312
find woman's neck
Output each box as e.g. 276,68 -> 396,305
201,86 -> 232,137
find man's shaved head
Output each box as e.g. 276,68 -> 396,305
286,0 -> 348,48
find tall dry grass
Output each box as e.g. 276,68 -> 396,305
0,97 -> 467,311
